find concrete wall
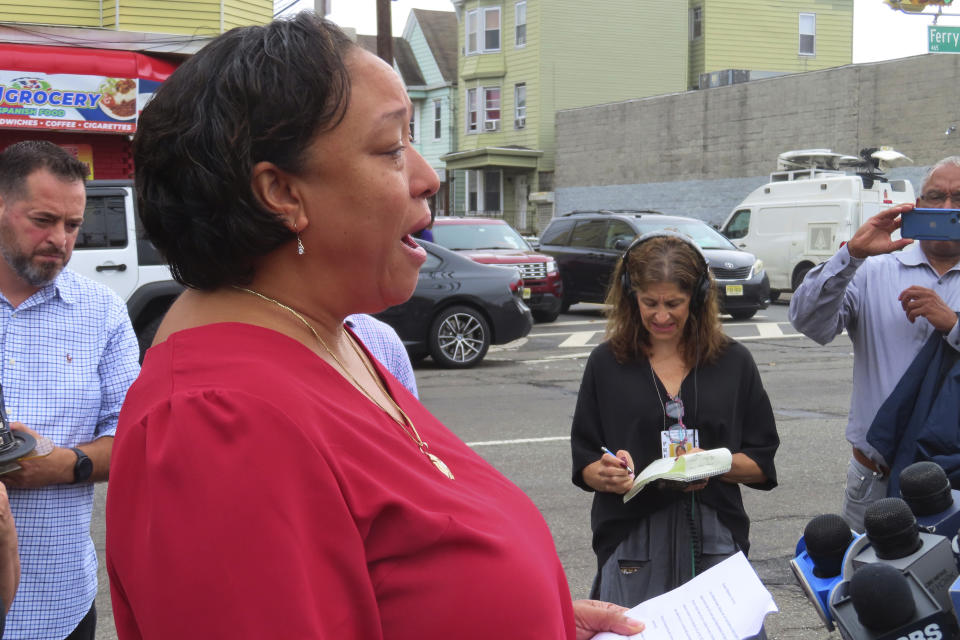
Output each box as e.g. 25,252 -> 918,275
554,53 -> 960,226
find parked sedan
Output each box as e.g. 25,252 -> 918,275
375,240 -> 533,368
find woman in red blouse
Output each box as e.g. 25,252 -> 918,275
105,13 -> 645,640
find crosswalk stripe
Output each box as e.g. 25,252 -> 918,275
559,331 -> 597,348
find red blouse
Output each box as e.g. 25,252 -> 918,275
106,323 -> 576,639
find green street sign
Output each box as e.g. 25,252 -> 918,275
929,26 -> 960,53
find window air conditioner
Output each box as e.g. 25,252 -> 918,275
514,117 -> 525,128
483,119 -> 499,131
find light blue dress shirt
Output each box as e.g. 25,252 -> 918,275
0,269 -> 139,640
789,243 -> 960,466
346,314 -> 418,399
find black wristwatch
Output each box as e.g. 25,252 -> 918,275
70,447 -> 93,484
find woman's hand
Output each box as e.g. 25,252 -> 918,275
582,450 -> 635,494
673,446 -> 708,492
572,599 -> 645,640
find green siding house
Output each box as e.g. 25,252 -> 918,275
444,0 -> 688,233
403,10 -> 459,216
0,0 -> 272,36
689,0 -> 853,89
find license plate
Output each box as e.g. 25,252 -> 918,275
522,287 -> 532,300
725,285 -> 743,296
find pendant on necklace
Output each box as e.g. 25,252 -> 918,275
427,452 -> 455,479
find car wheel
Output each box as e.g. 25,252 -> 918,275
729,309 -> 757,320
792,263 -> 813,291
136,315 -> 164,363
429,306 -> 491,369
532,308 -> 561,323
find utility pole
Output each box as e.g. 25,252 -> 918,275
376,0 -> 393,63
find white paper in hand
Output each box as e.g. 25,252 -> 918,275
592,552 -> 777,640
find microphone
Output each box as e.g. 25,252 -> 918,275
901,461 -> 960,542
830,563 -> 955,640
847,498 -> 959,621
790,514 -> 858,629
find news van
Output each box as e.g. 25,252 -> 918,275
720,148 -> 915,296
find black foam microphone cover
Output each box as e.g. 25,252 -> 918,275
804,514 -> 853,578
864,497 -> 922,560
900,461 -> 953,516
850,564 -> 916,631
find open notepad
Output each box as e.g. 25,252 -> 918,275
623,447 -> 732,502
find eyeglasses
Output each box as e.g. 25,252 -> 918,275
919,191 -> 960,205
665,398 -> 687,443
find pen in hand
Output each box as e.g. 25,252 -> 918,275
601,446 -> 634,475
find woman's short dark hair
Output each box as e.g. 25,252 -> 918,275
134,13 -> 355,290
604,235 -> 727,366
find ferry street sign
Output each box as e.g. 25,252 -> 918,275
929,26 -> 960,53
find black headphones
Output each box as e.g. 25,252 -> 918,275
619,231 -> 711,316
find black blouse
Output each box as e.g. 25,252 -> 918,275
571,339 -> 779,570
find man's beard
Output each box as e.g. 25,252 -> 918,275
0,222 -> 66,287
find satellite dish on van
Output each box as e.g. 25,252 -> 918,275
840,147 -> 914,174
867,148 -> 913,170
777,149 -> 859,172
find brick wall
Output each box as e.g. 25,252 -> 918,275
554,53 -> 960,226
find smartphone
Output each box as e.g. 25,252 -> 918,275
900,208 -> 960,241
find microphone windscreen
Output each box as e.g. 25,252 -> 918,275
850,564 -> 916,630
803,514 -> 853,578
864,497 -> 922,560
900,461 -> 953,516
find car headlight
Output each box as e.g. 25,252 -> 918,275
546,259 -> 558,275
752,259 -> 764,278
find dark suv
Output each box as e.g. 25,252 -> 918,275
431,217 -> 564,322
539,210 -> 770,319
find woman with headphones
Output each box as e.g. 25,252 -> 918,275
570,231 -> 780,613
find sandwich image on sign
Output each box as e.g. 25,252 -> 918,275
623,447 -> 732,502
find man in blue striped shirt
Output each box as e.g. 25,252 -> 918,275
0,141 -> 140,640
790,156 -> 960,532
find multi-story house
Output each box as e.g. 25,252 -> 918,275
443,1 -> 689,233
356,9 -> 459,216
690,0 -> 853,89
0,1 -> 273,177
403,9 -> 459,215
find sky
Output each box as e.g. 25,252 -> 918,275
278,0 -> 960,64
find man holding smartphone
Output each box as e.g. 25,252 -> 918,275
789,155 -> 960,532
0,141 -> 139,640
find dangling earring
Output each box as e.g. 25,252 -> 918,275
294,222 -> 304,256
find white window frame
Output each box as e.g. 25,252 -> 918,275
466,6 -> 501,54
484,87 -> 500,130
466,88 -> 479,133
433,99 -> 442,140
799,12 -> 815,56
689,6 -> 702,41
465,169 -> 503,214
515,1 -> 527,48
514,83 -> 526,129
409,102 -> 420,143
466,9 -> 480,54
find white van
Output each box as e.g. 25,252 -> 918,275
719,149 -> 915,296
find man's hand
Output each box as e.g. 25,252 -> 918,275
573,599 -> 645,640
899,286 -> 959,332
846,204 -> 914,259
582,450 -> 636,495
0,423 -> 73,489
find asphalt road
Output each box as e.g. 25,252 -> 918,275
90,299 -> 851,639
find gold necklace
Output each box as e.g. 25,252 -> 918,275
234,286 -> 454,479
